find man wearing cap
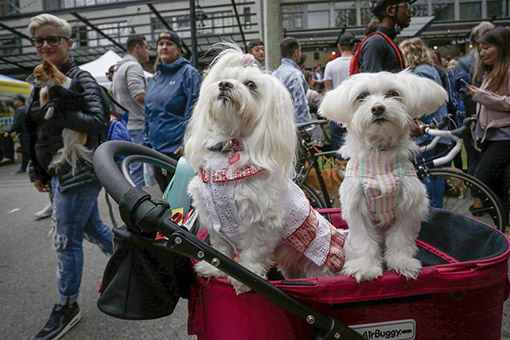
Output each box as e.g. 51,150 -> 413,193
4,94 -> 29,172
324,32 -> 356,154
112,34 -> 149,187
145,30 -> 201,192
356,0 -> 414,73
325,33 -> 355,91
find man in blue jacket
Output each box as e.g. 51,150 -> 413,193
145,31 -> 202,192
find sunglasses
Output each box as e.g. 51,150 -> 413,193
29,36 -> 68,48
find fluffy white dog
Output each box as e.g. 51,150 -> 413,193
185,47 -> 346,294
320,71 -> 448,282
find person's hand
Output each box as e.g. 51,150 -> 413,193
34,180 -> 50,192
468,85 -> 479,95
3,132 -> 9,138
174,146 -> 184,156
409,120 -> 424,137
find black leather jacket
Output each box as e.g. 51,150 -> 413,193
26,57 -> 109,191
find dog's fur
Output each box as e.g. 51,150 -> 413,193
185,47 -> 343,294
320,71 -> 448,282
33,60 -> 92,172
443,167 -> 468,199
304,159 -> 348,206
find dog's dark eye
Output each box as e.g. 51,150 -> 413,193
245,81 -> 257,91
385,90 -> 400,98
356,92 -> 368,101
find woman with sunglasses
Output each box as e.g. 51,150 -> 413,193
469,27 -> 510,235
26,14 -> 114,340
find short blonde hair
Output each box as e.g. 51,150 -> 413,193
28,13 -> 72,38
399,37 -> 434,69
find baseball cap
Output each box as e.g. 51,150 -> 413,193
157,31 -> 182,48
370,0 -> 416,16
13,94 -> 25,103
338,32 -> 356,46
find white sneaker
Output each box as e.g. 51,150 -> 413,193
34,203 -> 53,219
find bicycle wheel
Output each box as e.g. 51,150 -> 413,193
421,169 -> 504,231
302,183 -> 327,210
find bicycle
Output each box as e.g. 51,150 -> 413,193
294,119 -> 340,209
415,117 -> 505,231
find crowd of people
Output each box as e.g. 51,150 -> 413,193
3,0 -> 508,338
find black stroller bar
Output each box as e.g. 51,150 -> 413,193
93,141 -> 366,340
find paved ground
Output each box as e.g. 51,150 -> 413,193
0,162 -> 194,340
0,161 -> 508,339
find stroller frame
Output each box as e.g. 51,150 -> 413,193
94,140 -> 364,340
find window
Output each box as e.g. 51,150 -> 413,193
152,11 -> 235,39
360,1 -> 374,26
205,11 -> 234,35
0,34 -> 21,56
243,7 -> 252,30
282,4 -> 305,30
412,0 -> 429,17
307,3 -> 329,29
487,0 -> 506,18
431,0 -> 454,21
72,25 -> 89,47
334,1 -> 356,27
86,22 -> 128,47
0,0 -> 19,15
460,1 -> 481,20
44,0 -> 127,10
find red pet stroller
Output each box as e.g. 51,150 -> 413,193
94,141 -> 510,340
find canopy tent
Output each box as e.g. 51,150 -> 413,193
0,74 -> 31,117
79,50 -> 152,88
0,74 -> 31,96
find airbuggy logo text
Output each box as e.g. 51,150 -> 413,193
350,320 -> 416,339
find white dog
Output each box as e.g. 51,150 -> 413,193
320,71 -> 448,282
185,47 -> 346,294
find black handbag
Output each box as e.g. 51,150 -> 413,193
97,226 -> 194,320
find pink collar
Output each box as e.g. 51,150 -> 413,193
199,165 -> 264,183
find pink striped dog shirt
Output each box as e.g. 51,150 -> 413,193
345,156 -> 416,228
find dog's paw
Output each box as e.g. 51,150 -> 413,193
229,277 -> 251,295
194,261 -> 227,278
341,258 -> 383,282
386,255 -> 422,280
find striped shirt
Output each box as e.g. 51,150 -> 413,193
345,156 -> 416,228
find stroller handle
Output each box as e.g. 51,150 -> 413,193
93,141 -> 176,203
93,141 -> 366,340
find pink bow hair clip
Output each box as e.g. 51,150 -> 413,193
240,54 -> 255,68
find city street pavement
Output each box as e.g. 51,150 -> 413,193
0,163 -> 194,340
1,161 -> 509,340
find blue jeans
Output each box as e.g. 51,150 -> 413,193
420,145 -> 448,209
129,129 -> 145,187
51,177 -> 114,306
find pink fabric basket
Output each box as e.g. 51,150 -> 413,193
188,208 -> 510,340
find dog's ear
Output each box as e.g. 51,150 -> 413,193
319,78 -> 354,125
42,60 -> 53,73
396,71 -> 448,118
246,76 -> 297,177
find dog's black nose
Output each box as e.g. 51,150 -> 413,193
218,81 -> 233,91
371,105 -> 385,116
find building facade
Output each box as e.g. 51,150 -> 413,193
0,0 -> 509,77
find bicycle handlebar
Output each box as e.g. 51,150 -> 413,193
296,119 -> 329,130
418,117 -> 476,167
